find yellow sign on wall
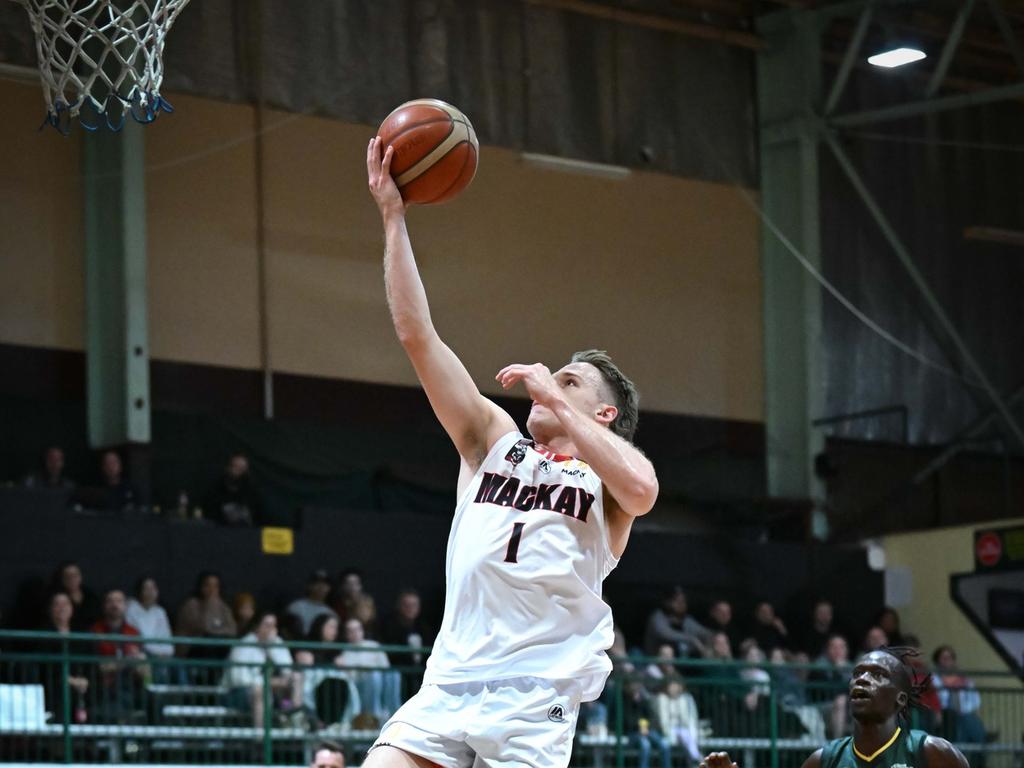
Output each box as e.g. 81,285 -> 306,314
261,527 -> 294,556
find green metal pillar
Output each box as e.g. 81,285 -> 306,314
757,11 -> 827,535
83,123 -> 151,451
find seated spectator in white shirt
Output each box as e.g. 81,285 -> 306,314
287,569 -> 338,637
337,618 -> 399,725
125,576 -> 178,683
654,678 -> 701,761
222,611 -> 303,727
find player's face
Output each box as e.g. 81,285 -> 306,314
849,652 -> 907,723
526,362 -> 615,439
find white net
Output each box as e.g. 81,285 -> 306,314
11,0 -> 191,131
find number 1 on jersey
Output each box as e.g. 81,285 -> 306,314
504,522 -> 526,563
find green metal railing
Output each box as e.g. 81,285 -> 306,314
1,631 -> 1022,768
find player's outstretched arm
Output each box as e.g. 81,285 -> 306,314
496,363 -> 658,518
924,736 -> 970,768
367,137 -> 515,466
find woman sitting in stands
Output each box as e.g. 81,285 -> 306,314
32,592 -> 90,723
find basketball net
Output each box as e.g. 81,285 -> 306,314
10,0 -> 191,132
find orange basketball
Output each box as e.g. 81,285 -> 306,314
377,99 -> 479,205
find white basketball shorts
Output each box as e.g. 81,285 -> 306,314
368,676 -> 584,768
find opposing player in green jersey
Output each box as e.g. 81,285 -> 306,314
702,648 -> 969,768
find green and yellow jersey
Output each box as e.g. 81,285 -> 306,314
821,728 -> 930,768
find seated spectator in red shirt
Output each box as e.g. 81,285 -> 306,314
23,446 -> 76,492
91,589 -> 146,722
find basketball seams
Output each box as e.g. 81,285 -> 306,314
425,141 -> 475,204
394,120 -> 469,187
385,118 -> 455,177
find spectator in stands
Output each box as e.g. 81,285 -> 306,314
310,740 -> 345,768
233,592 -> 256,636
337,617 -> 399,725
33,592 -> 90,721
91,589 -> 146,721
380,588 -> 434,671
287,569 -> 338,636
176,571 -> 237,640
23,446 -> 75,491
332,569 -> 378,637
932,644 -> 986,747
295,616 -> 361,730
223,610 -> 303,728
811,633 -> 851,738
875,606 -> 905,646
705,630 -> 734,662
98,450 -> 140,513
798,599 -> 838,658
738,639 -> 772,713
750,600 -> 789,652
622,679 -> 672,768
51,561 -> 101,632
862,625 -> 888,653
125,576 -> 177,682
771,648 -> 827,742
205,453 -> 264,526
645,643 -> 682,689
303,614 -> 342,664
706,599 -> 741,656
643,586 -> 713,658
176,571 -> 237,680
654,678 -> 701,763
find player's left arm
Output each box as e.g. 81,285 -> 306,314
496,363 -> 659,517
923,736 -> 970,768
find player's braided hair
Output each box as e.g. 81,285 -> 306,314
571,349 -> 639,442
877,645 -> 932,724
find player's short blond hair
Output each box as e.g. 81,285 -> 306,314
571,349 -> 639,442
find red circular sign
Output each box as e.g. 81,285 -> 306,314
976,533 -> 1003,567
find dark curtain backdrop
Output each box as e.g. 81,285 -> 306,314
0,0 -> 757,185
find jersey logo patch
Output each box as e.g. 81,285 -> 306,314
547,704 -> 565,722
506,441 -> 529,466
539,459 -> 552,474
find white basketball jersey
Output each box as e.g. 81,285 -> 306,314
423,431 -> 618,701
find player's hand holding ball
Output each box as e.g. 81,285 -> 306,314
366,136 -> 405,218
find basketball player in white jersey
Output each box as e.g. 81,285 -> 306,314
363,137 -> 658,768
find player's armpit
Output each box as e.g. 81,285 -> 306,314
603,494 -> 636,559
924,736 -> 970,768
403,331 -> 517,467
800,749 -> 823,768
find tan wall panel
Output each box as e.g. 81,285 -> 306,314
0,80 -> 84,351
145,95 -> 262,369
1,85 -> 762,422
263,111 -> 763,421
883,519 -> 1024,681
